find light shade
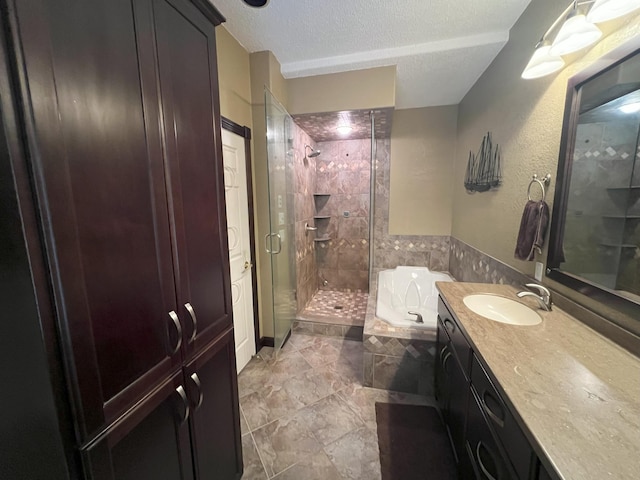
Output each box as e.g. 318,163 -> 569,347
550,14 -> 602,56
587,0 -> 640,23
336,125 -> 353,135
522,45 -> 565,79
620,102 -> 640,114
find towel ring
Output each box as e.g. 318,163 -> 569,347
527,174 -> 551,201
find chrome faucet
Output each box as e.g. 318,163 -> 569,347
517,283 -> 552,311
408,311 -> 423,323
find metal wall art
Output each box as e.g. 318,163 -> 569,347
464,132 -> 502,192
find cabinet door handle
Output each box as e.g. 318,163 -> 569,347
442,351 -> 453,373
476,441 -> 500,480
185,302 -> 197,343
175,385 -> 190,425
439,344 -> 449,364
190,373 -> 204,410
444,318 -> 456,334
168,311 -> 182,355
481,390 -> 505,429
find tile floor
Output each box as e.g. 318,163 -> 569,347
238,331 -> 435,479
298,290 -> 368,326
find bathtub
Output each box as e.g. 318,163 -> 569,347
376,266 -> 453,329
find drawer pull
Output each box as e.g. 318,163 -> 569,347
442,351 -> 453,373
481,390 -> 505,429
476,441 -> 500,480
439,344 -> 449,364
443,318 -> 456,334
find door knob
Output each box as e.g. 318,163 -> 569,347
244,260 -> 253,270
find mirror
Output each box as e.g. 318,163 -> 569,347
548,36 -> 640,323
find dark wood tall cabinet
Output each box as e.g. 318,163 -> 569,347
0,0 -> 242,478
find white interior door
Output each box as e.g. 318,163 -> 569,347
222,128 -> 256,373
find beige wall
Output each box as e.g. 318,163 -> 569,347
389,106 -> 458,236
453,0 -> 640,283
287,66 -> 396,115
216,26 -> 252,127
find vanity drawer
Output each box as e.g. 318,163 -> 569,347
471,354 -> 534,479
438,297 -> 471,378
466,389 -> 512,480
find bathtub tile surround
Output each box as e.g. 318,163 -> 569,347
372,138 -> 451,273
293,123 -> 319,312
362,275 -> 439,396
315,139 -> 372,292
238,331 -> 434,479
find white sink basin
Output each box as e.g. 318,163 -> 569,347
463,294 -> 542,326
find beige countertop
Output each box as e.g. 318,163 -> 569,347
436,282 -> 640,480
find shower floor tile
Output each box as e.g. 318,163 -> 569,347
238,332 -> 435,480
298,290 -> 368,327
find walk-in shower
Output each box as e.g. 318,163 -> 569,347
264,99 -> 392,348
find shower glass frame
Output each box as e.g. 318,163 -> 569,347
265,89 -> 297,351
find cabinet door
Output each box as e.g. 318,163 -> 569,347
153,0 -> 232,357
82,373 -> 194,480
448,348 -> 470,466
435,319 -> 452,421
185,328 -> 243,479
9,0 -> 180,439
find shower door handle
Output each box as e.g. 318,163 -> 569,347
264,233 -> 282,254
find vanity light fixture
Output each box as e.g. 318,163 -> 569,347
522,0 -> 639,80
522,41 -> 565,79
550,9 -> 602,56
619,101 -> 640,114
587,0 -> 640,23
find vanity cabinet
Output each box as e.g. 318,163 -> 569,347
436,301 -> 471,476
436,298 -> 537,480
1,0 -> 241,478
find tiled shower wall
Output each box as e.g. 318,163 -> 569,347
315,139 -> 371,292
372,138 -> 450,274
565,117 -> 640,292
292,123 -> 319,312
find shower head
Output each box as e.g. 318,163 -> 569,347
305,144 -> 321,158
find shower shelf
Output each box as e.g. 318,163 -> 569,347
313,216 -> 331,220
313,237 -> 331,242
313,193 -> 331,197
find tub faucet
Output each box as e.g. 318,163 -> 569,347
408,311 -> 423,324
517,283 -> 552,311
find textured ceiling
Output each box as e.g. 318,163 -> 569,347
213,0 -> 532,108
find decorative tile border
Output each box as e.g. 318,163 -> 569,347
449,237 -> 530,287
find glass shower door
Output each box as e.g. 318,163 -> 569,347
265,90 -> 297,351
